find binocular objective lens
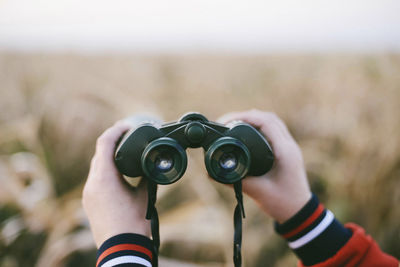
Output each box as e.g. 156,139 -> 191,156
219,153 -> 238,171
155,155 -> 174,172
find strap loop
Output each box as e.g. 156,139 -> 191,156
234,182 -> 246,219
146,179 -> 159,267
233,181 -> 245,267
145,179 -> 245,267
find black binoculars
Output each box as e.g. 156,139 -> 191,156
114,112 -> 274,267
115,112 -> 274,185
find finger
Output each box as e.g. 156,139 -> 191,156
257,111 -> 293,141
218,110 -> 274,130
219,110 -> 287,144
95,122 -> 131,162
217,112 -> 247,125
266,114 -> 293,140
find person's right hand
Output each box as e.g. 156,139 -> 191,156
218,109 -> 312,223
82,121 -> 150,248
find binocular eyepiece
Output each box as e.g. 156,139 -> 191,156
115,112 -> 274,185
141,137 -> 187,184
204,136 -> 251,184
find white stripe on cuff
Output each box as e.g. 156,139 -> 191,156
101,255 -> 152,267
288,210 -> 335,249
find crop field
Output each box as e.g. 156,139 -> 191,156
0,52 -> 399,266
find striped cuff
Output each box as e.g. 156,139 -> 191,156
275,194 -> 352,266
97,233 -> 155,267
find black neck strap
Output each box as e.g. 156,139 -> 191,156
233,181 -> 245,267
146,179 -> 159,267
145,179 -> 245,267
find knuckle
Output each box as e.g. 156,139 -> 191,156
89,156 -> 97,169
266,113 -> 284,127
96,134 -> 111,148
249,108 -> 261,116
266,112 -> 279,121
81,194 -> 88,209
115,120 -> 128,128
96,136 -> 104,147
82,183 -> 91,197
82,183 -> 97,205
274,141 -> 295,159
270,112 -> 279,119
81,187 -> 90,207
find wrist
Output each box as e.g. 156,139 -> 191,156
95,220 -> 151,248
256,190 -> 312,223
274,194 -> 352,265
274,191 -> 312,223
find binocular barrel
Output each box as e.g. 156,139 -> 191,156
205,136 -> 251,184
115,112 -> 274,184
141,137 -> 187,184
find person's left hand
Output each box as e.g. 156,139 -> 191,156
82,121 -> 150,247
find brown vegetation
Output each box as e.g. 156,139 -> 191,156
0,52 -> 399,266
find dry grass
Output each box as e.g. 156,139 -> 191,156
0,52 -> 399,266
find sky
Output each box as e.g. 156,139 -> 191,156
0,0 -> 399,53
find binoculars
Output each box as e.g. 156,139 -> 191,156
114,112 -> 274,267
115,112 -> 274,185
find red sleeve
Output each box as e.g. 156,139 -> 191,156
300,223 -> 398,267
275,195 -> 398,267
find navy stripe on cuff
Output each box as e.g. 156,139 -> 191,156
274,194 -> 352,266
97,233 -> 155,267
274,194 -> 319,235
293,218 -> 352,265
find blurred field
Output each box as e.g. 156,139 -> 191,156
0,52 -> 399,267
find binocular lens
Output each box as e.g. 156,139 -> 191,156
141,137 -> 187,184
219,153 -> 238,171
155,154 -> 174,172
205,137 -> 251,184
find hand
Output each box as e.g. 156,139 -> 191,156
82,121 -> 150,248
218,109 -> 312,223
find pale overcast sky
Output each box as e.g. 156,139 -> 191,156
0,0 -> 399,52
